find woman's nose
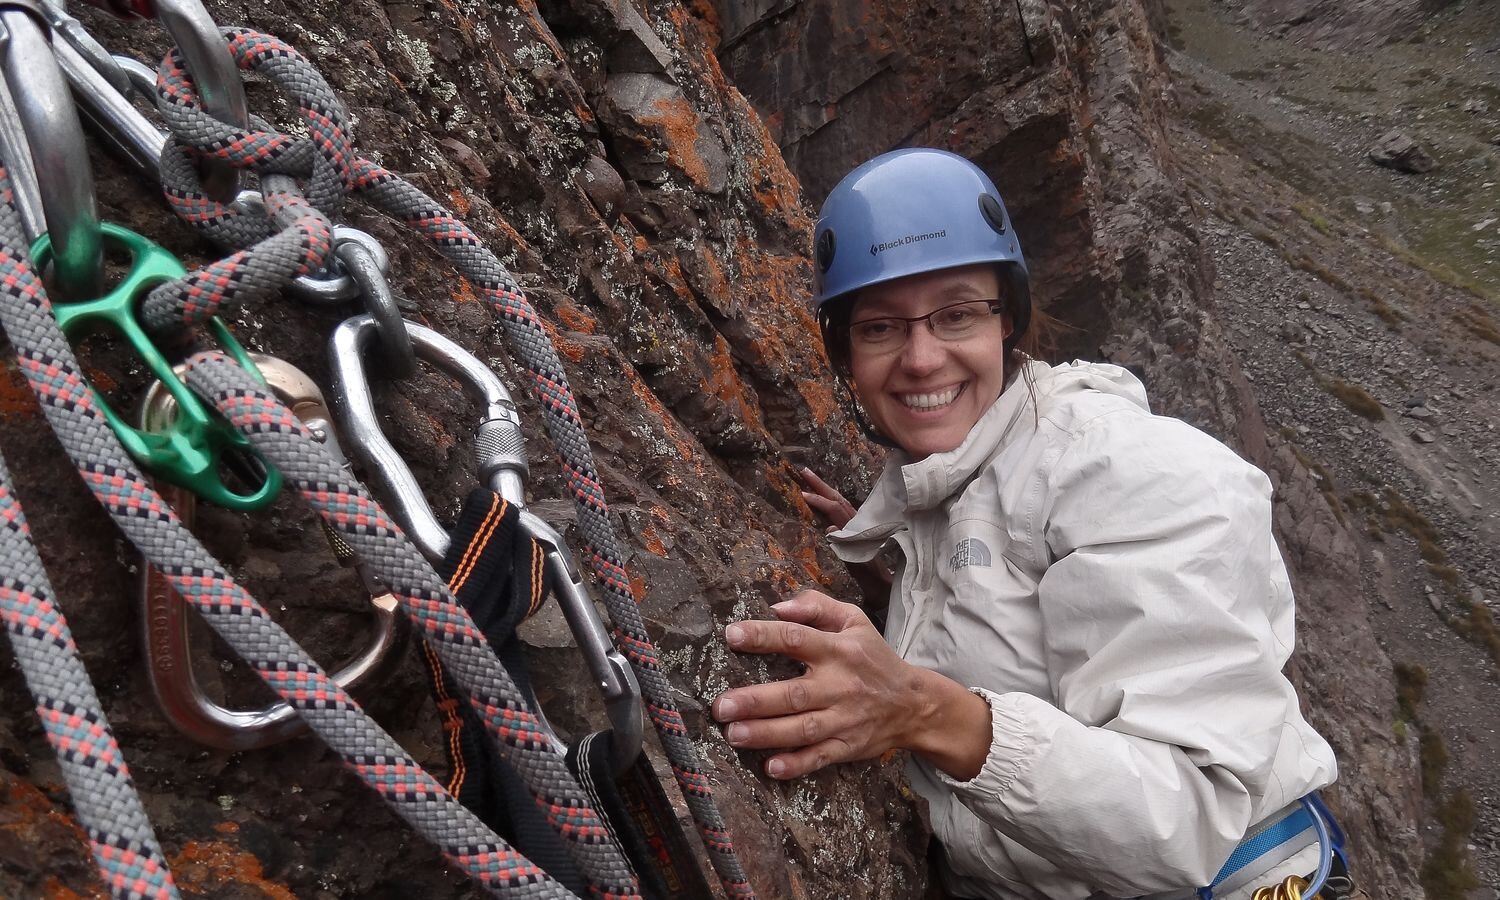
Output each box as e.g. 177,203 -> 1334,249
898,323 -> 946,374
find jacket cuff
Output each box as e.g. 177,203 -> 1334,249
936,687 -> 1031,797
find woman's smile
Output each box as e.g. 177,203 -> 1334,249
897,383 -> 966,412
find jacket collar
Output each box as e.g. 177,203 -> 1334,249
828,359 -> 1047,560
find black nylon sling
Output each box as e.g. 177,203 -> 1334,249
422,488 -> 711,898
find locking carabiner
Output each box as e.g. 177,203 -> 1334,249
140,355 -> 408,751
33,223 -> 282,510
0,0 -> 103,298
329,314 -> 643,771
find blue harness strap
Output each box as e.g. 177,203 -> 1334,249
1197,794 -> 1343,899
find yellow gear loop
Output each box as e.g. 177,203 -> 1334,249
1251,874 -> 1311,900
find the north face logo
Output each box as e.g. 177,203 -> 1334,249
949,538 -> 993,571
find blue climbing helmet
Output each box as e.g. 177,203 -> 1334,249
812,148 -> 1031,361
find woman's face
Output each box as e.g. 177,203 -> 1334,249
848,264 -> 1010,459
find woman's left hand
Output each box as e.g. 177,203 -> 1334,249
712,589 -> 924,779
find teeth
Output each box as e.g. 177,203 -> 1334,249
900,386 -> 960,410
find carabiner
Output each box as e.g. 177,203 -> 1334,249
0,0 -> 103,298
139,355 -> 408,751
75,0 -> 247,199
38,0 -> 131,95
46,13 -> 166,181
32,222 -> 282,510
329,314 -> 643,771
329,315 -> 526,561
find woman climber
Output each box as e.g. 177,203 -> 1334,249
712,149 -> 1349,899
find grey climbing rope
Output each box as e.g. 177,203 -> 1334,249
0,158 -> 614,900
0,451 -> 179,899
139,26 -> 755,898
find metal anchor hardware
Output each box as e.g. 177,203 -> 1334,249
0,0 -> 103,297
329,314 -> 643,771
139,354 -> 408,751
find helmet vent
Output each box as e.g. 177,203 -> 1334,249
979,194 -> 1008,235
816,229 -> 837,272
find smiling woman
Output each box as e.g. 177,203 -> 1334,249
713,149 -> 1356,900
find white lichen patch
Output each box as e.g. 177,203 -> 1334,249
513,42 -> 557,71
695,637 -> 733,700
392,30 -> 435,80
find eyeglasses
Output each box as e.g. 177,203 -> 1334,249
847,299 -> 1006,353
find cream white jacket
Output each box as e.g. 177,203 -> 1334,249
828,360 -> 1337,899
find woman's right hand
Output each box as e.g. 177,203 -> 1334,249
794,465 -> 858,532
792,465 -> 894,603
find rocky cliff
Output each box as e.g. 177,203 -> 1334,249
0,1 -> 915,897
0,0 -> 1429,897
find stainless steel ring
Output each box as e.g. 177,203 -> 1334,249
337,239 -> 416,379
288,225 -> 391,304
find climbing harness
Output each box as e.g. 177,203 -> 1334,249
138,354 -> 408,751
1199,794 -> 1354,900
0,6 -> 755,896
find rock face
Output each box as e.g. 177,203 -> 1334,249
1220,0 -> 1457,47
712,0 -> 1423,895
0,1 -> 920,897
0,1 -> 1428,899
1368,129 -> 1439,174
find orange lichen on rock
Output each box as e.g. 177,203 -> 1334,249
629,569 -> 648,602
795,544 -> 824,585
799,378 -> 839,427
450,278 -> 481,306
554,334 -> 590,363
730,88 -> 810,229
493,219 -> 533,260
42,876 -> 99,899
622,364 -> 701,465
641,523 -> 669,557
766,464 -> 816,523
635,93 -> 716,193
432,0 -> 479,43
681,0 -> 722,45
171,840 -> 296,900
511,0 -> 566,62
4,777 -> 90,841
555,304 -> 598,335
448,189 -> 472,216
0,361 -> 38,419
704,336 -> 765,432
693,244 -> 733,307
534,316 -> 587,363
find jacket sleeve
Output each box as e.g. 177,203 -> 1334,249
935,407 -> 1318,896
